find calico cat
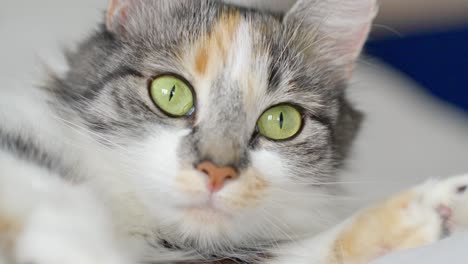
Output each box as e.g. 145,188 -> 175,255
1,0 -> 467,264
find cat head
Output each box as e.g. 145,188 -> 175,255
49,0 -> 376,252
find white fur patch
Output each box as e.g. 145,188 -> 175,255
0,150 -> 127,264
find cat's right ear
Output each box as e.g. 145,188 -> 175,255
284,0 -> 378,76
106,0 -> 134,34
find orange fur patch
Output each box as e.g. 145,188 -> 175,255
193,10 -> 241,76
0,216 -> 21,237
329,191 -> 434,264
222,168 -> 270,209
0,216 -> 22,260
194,46 -> 210,76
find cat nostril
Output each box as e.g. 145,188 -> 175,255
196,161 -> 239,192
457,185 -> 467,194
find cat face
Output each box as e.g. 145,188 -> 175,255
50,0 -> 375,250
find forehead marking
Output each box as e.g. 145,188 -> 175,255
194,10 -> 241,76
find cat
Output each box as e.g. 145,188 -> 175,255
1,0 -> 466,264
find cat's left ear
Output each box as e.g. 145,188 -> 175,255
106,0 -> 135,34
284,0 -> 378,75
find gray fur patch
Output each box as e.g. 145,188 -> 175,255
0,128 -> 72,178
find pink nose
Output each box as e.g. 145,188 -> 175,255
196,162 -> 239,192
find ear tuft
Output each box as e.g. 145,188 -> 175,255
284,0 -> 378,69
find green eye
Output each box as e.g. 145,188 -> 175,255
150,75 -> 194,117
257,105 -> 302,140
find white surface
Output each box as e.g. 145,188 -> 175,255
1,0 -> 468,263
374,232 -> 468,264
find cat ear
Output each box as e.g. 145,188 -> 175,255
106,0 -> 134,34
284,0 -> 378,72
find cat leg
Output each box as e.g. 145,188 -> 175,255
0,150 -> 129,264
268,174 -> 468,264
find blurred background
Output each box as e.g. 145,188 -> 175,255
349,0 -> 468,201
369,0 -> 468,115
0,0 -> 467,204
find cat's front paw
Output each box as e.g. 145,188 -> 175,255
421,174 -> 468,236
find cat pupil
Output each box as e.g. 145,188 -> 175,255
169,85 -> 176,102
279,112 -> 284,129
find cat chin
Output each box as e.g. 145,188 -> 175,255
179,207 -> 234,235
156,210 -> 243,250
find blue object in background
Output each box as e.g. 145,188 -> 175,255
365,27 -> 468,113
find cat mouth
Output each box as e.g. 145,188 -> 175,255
179,202 -> 234,219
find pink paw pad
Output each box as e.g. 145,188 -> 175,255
436,204 -> 453,238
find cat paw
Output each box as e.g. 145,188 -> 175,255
420,174 -> 468,236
